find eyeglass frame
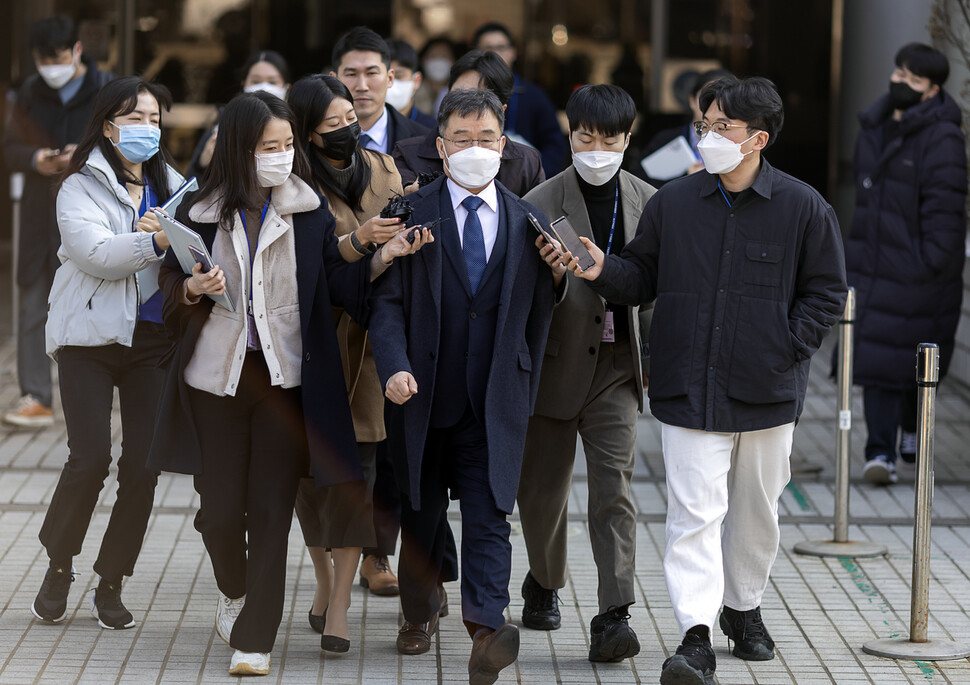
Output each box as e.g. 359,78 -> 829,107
692,121 -> 753,137
439,135 -> 503,150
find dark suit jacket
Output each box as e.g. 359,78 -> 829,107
392,131 -> 545,197
368,177 -> 555,513
386,104 -> 430,153
506,74 -> 567,177
148,189 -> 372,488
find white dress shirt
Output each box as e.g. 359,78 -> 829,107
447,178 -> 499,261
361,106 -> 390,153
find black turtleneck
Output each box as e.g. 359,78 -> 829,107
576,170 -> 628,340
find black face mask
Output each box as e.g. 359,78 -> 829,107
318,121 -> 361,162
888,81 -> 924,111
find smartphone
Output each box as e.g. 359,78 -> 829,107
188,245 -> 213,272
551,215 -> 596,271
527,212 -> 561,250
406,217 -> 447,244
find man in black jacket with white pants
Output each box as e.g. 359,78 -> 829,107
566,75 -> 847,685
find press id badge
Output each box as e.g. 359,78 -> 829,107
601,310 -> 615,342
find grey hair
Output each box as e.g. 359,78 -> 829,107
436,88 -> 505,136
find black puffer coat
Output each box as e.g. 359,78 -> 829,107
845,91 -> 967,388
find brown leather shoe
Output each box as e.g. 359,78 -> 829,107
468,623 -> 519,685
396,613 -> 439,655
359,554 -> 399,596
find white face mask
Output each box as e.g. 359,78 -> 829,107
423,58 -> 452,82
37,53 -> 78,90
696,130 -> 760,175
443,144 -> 502,189
570,141 -> 625,186
385,79 -> 417,112
254,149 -> 294,187
244,82 -> 287,101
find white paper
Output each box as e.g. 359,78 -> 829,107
640,136 -> 697,181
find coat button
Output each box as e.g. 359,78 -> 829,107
304,352 -> 311,361
862,177 -> 872,189
595,316 -> 602,324
464,352 -> 469,358
470,312 -> 477,319
429,352 -> 436,359
588,347 -> 596,355
265,344 -> 271,350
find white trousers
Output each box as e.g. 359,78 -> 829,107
661,422 -> 794,636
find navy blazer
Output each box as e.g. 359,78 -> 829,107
368,177 -> 555,513
148,190 -> 372,488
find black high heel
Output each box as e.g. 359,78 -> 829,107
320,633 -> 350,653
308,605 -> 327,634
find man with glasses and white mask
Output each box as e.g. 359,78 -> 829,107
563,76 -> 847,685
368,87 -> 563,684
516,84 -> 655,663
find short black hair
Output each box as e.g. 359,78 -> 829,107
698,75 -> 784,148
239,49 -> 291,85
566,84 -> 636,138
448,50 -> 513,105
473,22 -> 514,50
30,15 -> 77,58
437,88 -> 505,136
691,68 -> 734,98
895,42 -> 949,86
386,38 -> 419,73
332,26 -> 391,70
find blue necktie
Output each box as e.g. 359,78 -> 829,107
461,195 -> 486,295
360,132 -> 377,151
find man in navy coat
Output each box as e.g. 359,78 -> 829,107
369,88 -> 563,685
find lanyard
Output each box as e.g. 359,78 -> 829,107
239,196 -> 271,307
139,184 -> 155,218
717,180 -> 733,208
605,182 -> 620,255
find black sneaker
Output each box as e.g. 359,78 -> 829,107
660,632 -> 716,685
588,603 -> 640,662
31,566 -> 75,623
521,571 -> 560,630
899,430 -> 917,464
719,605 -> 775,660
91,581 -> 135,630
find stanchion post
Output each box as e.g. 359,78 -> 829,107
862,343 -> 970,660
794,288 -> 886,558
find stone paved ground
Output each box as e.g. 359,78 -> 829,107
0,334 -> 969,684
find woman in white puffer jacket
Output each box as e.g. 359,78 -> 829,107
33,76 -> 182,632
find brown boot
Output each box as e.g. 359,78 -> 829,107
359,554 -> 399,596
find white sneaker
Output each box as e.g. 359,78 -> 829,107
229,650 -> 270,676
215,591 -> 245,644
864,455 -> 898,485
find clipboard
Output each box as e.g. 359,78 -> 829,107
161,176 -> 198,215
154,209 -> 235,312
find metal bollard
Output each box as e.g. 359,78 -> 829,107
794,288 -> 886,558
862,344 -> 970,660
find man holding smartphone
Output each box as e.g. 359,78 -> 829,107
3,15 -> 112,427
516,84 -> 655,662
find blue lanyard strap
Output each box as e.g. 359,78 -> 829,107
605,182 -> 620,255
239,195 -> 271,305
139,184 -> 155,217
717,180 -> 733,208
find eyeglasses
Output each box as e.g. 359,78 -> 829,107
441,136 -> 500,149
692,121 -> 749,137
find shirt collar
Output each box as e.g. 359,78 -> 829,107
362,106 -> 389,150
698,158 -> 774,200
447,177 -> 499,213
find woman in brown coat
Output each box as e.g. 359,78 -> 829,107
288,74 -> 407,653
